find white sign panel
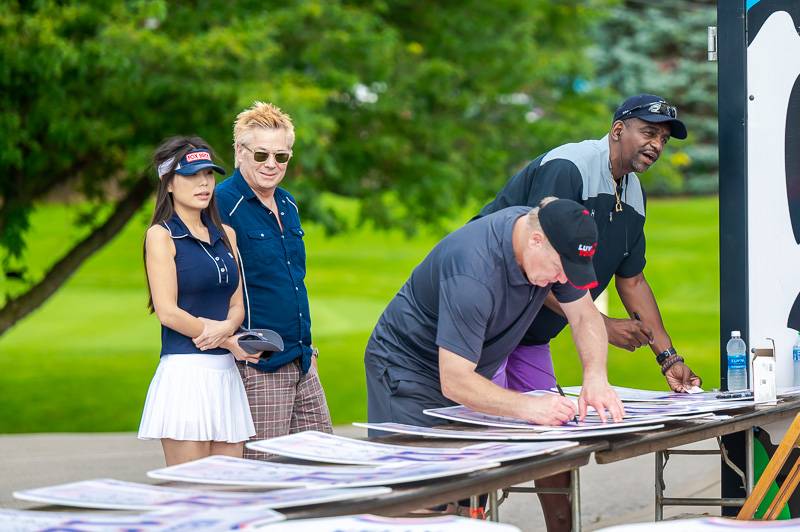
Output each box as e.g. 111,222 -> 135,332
746,10 -> 800,387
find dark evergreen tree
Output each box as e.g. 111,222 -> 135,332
591,0 -> 718,194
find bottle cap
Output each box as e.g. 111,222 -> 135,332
732,330 -> 741,337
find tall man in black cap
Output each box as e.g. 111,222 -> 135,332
365,198 -> 625,437
478,94 -> 702,531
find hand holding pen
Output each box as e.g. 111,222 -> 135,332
556,383 -> 579,425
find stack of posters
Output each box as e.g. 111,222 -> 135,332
353,422 -> 665,440
245,431 -> 577,464
147,455 -> 498,488
421,404 -> 695,432
560,385 -> 756,405
355,385 -> 756,441
13,478 -> 390,511
559,385 -> 754,416
0,506 -> 284,531
260,514 -> 521,531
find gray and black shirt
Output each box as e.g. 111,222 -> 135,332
365,207 -> 586,390
475,135 -> 647,346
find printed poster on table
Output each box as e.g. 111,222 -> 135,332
422,405 -> 685,431
261,513 -> 521,531
13,478 -> 391,511
246,430 -> 577,465
148,455 -> 498,488
354,422 -> 665,441
0,506 -> 283,531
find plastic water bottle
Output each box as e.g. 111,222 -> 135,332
793,333 -> 800,387
726,331 -> 748,391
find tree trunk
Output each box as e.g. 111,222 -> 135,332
0,175 -> 152,336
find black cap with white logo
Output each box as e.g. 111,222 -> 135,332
613,93 -> 687,140
538,199 -> 599,290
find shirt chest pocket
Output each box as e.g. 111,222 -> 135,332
244,229 -> 283,263
285,226 -> 306,266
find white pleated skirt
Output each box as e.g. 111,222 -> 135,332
138,353 -> 255,443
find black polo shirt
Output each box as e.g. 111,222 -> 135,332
474,135 -> 647,346
365,207 -> 586,389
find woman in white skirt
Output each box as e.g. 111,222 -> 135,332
139,136 -> 259,466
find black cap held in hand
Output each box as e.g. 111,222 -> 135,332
538,199 -> 599,290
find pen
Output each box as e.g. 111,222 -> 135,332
556,383 -> 579,424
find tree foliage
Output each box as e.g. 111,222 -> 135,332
0,0 -> 614,331
590,0 -> 718,195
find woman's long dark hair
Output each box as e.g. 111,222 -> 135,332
144,135 -> 235,313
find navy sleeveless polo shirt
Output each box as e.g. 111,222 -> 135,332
159,212 -> 239,356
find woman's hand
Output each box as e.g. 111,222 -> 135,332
193,318 -> 237,351
222,335 -> 262,364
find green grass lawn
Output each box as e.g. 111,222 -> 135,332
0,197 -> 719,433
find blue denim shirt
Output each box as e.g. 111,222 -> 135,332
216,169 -> 312,373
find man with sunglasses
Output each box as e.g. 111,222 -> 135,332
215,102 -> 333,459
475,94 -> 702,531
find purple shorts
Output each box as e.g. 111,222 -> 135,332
491,343 -> 555,392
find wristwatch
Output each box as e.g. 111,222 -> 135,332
656,346 -> 676,365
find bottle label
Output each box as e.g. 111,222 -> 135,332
728,353 -> 747,369
794,347 -> 800,362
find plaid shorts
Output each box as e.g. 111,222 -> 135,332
238,359 -> 333,460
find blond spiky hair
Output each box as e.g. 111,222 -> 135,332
233,101 -> 295,155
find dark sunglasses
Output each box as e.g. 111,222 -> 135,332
620,101 -> 678,119
242,144 -> 292,164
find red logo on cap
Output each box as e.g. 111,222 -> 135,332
582,209 -> 590,215
578,242 -> 597,257
185,151 -> 211,163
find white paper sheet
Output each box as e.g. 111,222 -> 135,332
354,422 -> 665,440
246,431 -> 577,465
13,478 -> 391,511
778,385 -> 800,397
148,455 -> 498,488
260,514 -> 521,531
0,506 -> 283,532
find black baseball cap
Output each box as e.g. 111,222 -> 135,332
538,199 -> 599,290
613,94 -> 687,140
238,328 -> 284,355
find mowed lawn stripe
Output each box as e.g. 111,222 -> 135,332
0,197 -> 719,432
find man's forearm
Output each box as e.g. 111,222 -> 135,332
616,273 -> 672,354
569,310 -> 609,381
442,369 -> 531,419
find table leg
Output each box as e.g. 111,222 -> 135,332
570,468 -> 582,532
488,490 -> 499,522
469,494 -> 480,519
746,428 -> 754,496
655,450 -> 664,521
